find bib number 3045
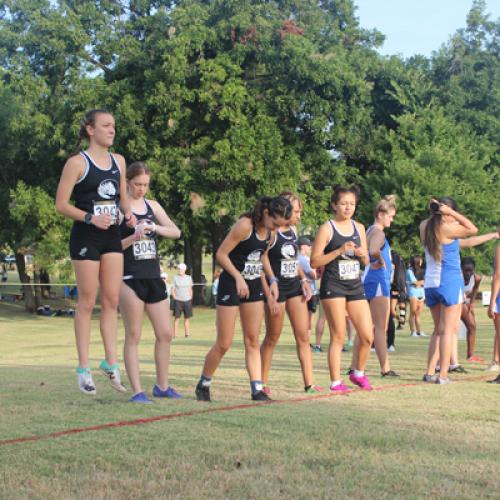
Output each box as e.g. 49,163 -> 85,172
93,200 -> 118,224
338,260 -> 360,280
133,239 -> 156,260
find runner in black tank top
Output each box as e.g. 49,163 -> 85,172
260,193 -> 323,395
196,196 -> 292,403
311,185 -> 374,392
55,109 -> 136,396
119,162 -> 182,403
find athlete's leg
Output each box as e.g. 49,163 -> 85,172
409,297 -> 418,334
240,301 -> 265,381
322,298 -> 347,382
98,252 -> 123,366
347,300 -> 374,372
146,299 -> 173,390
315,311 -> 326,347
439,304 -> 462,379
184,317 -> 190,336
415,299 -> 423,333
260,302 -> 286,384
461,306 -> 477,358
370,296 -> 391,373
72,260 -> 100,368
426,305 -> 442,375
120,283 -> 146,394
173,317 -> 180,338
201,305 -> 238,378
286,296 -> 314,387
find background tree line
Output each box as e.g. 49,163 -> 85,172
0,0 -> 498,311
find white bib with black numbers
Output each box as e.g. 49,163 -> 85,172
338,260 -> 360,281
133,238 -> 157,260
241,261 -> 263,280
280,259 -> 299,279
93,200 -> 118,223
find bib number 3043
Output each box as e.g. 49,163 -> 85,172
241,262 -> 263,280
93,200 -> 118,224
338,260 -> 360,280
133,239 -> 156,260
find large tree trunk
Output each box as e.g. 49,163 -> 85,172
15,252 -> 38,313
210,221 -> 226,273
184,235 -> 204,306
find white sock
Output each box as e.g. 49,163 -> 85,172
330,380 -> 342,387
354,370 -> 364,377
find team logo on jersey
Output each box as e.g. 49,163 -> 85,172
246,250 -> 262,262
97,179 -> 118,199
281,243 -> 296,259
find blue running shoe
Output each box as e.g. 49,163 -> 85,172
129,392 -> 153,404
153,385 -> 183,399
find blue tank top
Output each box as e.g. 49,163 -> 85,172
363,226 -> 392,287
424,239 -> 462,288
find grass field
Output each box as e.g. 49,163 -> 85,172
1,300 -> 499,499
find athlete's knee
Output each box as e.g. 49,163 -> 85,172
262,330 -> 281,347
215,339 -> 232,355
77,295 -> 96,314
101,293 -> 119,310
125,328 -> 142,345
243,334 -> 260,351
156,328 -> 173,344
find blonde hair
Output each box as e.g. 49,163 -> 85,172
375,194 -> 397,216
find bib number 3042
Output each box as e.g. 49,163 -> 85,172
133,239 -> 156,260
93,200 -> 118,224
338,260 -> 360,280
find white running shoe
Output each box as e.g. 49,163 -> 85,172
410,332 -> 419,337
484,361 -> 500,373
418,331 -> 428,337
99,361 -> 127,393
77,369 -> 96,395
388,345 -> 396,352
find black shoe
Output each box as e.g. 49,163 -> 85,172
487,375 -> 500,384
381,370 -> 400,377
251,390 -> 272,401
195,383 -> 211,402
449,365 -> 467,374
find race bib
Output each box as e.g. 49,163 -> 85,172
241,261 -> 263,280
280,259 -> 299,279
133,238 -> 157,260
93,200 -> 118,224
338,260 -> 360,281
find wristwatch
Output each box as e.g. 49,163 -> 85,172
84,213 -> 93,225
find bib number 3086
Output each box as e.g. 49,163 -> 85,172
338,260 -> 360,280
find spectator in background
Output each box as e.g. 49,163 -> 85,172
406,255 -> 426,337
387,250 -> 407,351
172,263 -> 193,338
297,237 -> 318,343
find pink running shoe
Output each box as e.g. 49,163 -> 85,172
262,385 -> 271,396
349,372 -> 373,390
330,382 -> 350,392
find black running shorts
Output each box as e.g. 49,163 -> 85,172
70,223 -> 122,261
216,273 -> 264,306
124,278 -> 168,304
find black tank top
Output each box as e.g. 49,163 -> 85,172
321,220 -> 363,293
121,200 -> 160,279
73,151 -> 121,225
268,228 -> 299,281
222,223 -> 270,282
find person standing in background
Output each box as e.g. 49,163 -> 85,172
172,263 -> 193,338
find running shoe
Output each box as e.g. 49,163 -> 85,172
77,368 -> 96,395
370,347 -> 376,352
422,374 -> 438,383
153,385 -> 182,399
410,332 -> 419,337
484,361 -> 500,372
417,332 -> 428,337
129,392 -> 153,404
349,373 -> 372,390
436,377 -> 451,385
486,375 -> 500,384
466,355 -> 484,363
262,385 -> 271,396
449,365 -> 467,374
252,390 -> 272,401
330,382 -> 350,392
99,361 -> 127,392
310,345 -> 323,353
381,370 -> 400,377
195,383 -> 211,402
342,345 -> 349,352
305,385 -> 324,394
388,345 -> 396,352
346,368 -> 354,376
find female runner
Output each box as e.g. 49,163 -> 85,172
311,185 -> 373,392
195,197 -> 292,401
487,241 -> 500,384
119,162 -> 182,403
362,195 -> 399,377
56,109 -> 136,395
407,255 -> 426,337
420,198 -> 477,384
260,192 -> 322,395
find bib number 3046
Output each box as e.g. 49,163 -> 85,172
133,239 -> 156,260
338,260 -> 360,280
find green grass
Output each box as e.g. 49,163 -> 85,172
1,301 -> 499,499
